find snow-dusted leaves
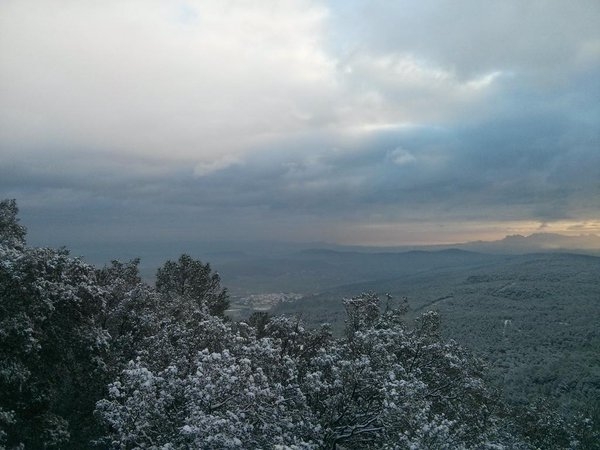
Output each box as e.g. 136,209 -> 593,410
97,335 -> 322,449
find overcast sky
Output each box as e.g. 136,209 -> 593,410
1,0 -> 599,255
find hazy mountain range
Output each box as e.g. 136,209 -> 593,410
56,232 -> 600,283
397,232 -> 600,255
277,232 -> 600,257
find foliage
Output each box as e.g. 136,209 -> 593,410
156,254 -> 229,317
272,252 -> 600,421
96,291 -> 576,449
0,201 -> 232,448
96,259 -> 159,369
0,241 -> 108,447
0,199 -> 26,250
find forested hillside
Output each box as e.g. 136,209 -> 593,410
271,252 -> 600,417
1,199 -> 598,449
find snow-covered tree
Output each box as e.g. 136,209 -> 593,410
96,259 -> 160,369
156,254 -> 229,317
95,293 -> 519,449
299,294 -> 508,449
96,312 -> 323,449
0,199 -> 26,250
0,241 -> 109,447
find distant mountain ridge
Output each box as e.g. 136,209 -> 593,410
299,233 -> 600,257
459,232 -> 600,254
65,232 -> 600,283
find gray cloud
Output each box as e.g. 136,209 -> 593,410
330,0 -> 600,78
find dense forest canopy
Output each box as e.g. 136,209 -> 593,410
0,199 -> 598,449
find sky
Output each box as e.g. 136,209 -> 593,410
1,0 -> 599,256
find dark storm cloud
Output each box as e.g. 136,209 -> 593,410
43,113 -> 586,222
194,110 -> 597,223
4,97 -> 598,242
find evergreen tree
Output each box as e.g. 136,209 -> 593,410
0,199 -> 26,249
0,218 -> 108,447
156,254 -> 229,316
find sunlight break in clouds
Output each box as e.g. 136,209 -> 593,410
334,220 -> 600,247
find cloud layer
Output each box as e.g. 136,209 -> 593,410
1,0 -> 599,249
